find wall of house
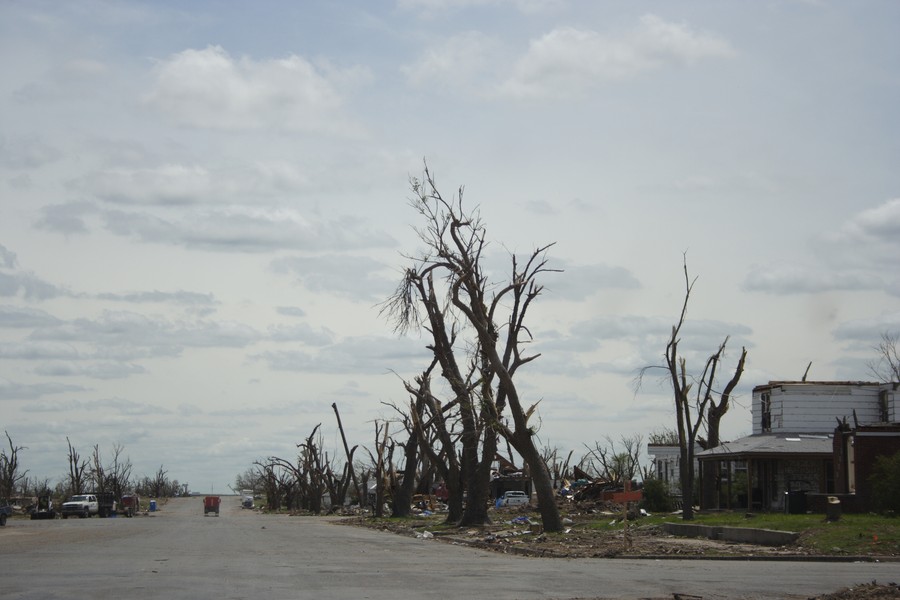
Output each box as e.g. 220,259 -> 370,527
833,424 -> 900,512
646,444 -> 701,495
752,383 -> 895,435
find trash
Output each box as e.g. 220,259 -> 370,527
416,530 -> 434,539
562,517 -> 574,524
511,516 -> 531,525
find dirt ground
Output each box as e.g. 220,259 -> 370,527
340,504 -> 900,600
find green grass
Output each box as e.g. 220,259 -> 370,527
620,511 -> 900,555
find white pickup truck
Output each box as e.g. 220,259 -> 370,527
61,494 -> 99,518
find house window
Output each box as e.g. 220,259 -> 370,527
879,390 -> 889,422
761,392 -> 772,432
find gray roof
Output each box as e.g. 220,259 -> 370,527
696,433 -> 833,460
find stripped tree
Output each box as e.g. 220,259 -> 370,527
383,164 -> 563,532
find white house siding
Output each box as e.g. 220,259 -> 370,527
751,382 -> 896,435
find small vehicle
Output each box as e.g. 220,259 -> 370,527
203,496 -> 220,516
61,494 -> 99,519
97,492 -> 117,518
0,499 -> 11,526
500,491 -> 530,507
120,494 -> 140,517
30,494 -> 57,520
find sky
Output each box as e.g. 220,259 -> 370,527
1,0 -> 898,495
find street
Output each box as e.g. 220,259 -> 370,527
0,497 -> 892,600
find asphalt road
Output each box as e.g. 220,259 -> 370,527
0,497 -> 893,600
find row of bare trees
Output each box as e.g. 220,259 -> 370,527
248,167 -> 900,527
0,434 -> 184,501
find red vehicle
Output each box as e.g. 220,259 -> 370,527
203,496 -> 220,516
120,494 -> 140,517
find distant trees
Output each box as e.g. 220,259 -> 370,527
0,431 -> 27,499
868,331 -> 900,384
584,435 -> 643,487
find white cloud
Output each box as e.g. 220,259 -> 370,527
498,15 -> 734,99
100,207 -> 396,253
743,264 -> 887,295
398,0 -> 563,15
403,31 -> 500,91
144,46 -> 371,134
833,198 -> 900,248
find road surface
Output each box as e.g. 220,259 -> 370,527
0,497 -> 892,600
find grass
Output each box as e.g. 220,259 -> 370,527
623,511 -> 900,555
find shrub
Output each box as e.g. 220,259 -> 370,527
640,477 -> 674,512
869,450 -> 900,514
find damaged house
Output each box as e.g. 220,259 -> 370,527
696,381 -> 898,513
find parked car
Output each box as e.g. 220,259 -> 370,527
61,494 -> 99,519
0,499 -> 11,526
30,494 -> 57,520
500,491 -> 530,507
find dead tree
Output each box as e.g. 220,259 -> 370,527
868,331 -> 900,384
383,165 -> 563,532
366,420 -> 392,518
332,403 -> 362,505
66,437 -> 88,496
584,435 -> 643,486
406,369 -> 464,523
0,431 -> 27,499
640,258 -> 747,519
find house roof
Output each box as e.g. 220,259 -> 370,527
696,433 -> 833,461
752,380 -> 883,393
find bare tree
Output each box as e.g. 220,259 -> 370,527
383,165 -> 563,532
639,258 -> 747,520
0,431 -> 27,498
868,331 -> 900,384
66,437 -> 88,496
406,368 -> 464,523
584,435 -> 643,486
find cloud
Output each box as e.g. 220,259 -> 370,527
0,270 -> 65,300
832,312 -> 900,343
34,360 -> 146,380
498,15 -> 734,99
547,262 -> 641,300
270,254 -> 396,302
267,323 -> 335,346
29,310 -> 261,352
21,397 -> 167,416
0,244 -> 18,269
397,0 -> 563,15
33,202 -> 97,235
744,199 -> 900,298
96,290 -> 218,308
743,264 -> 887,295
0,377 -> 85,400
254,335 -> 426,375
276,306 -> 307,318
144,46 -> 371,135
403,31 -> 501,92
101,208 -> 396,253
0,305 -> 62,328
0,135 -> 63,169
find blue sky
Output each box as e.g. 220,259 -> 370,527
1,0 -> 898,493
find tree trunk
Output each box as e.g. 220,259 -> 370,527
516,436 -> 562,532
391,435 -> 418,518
